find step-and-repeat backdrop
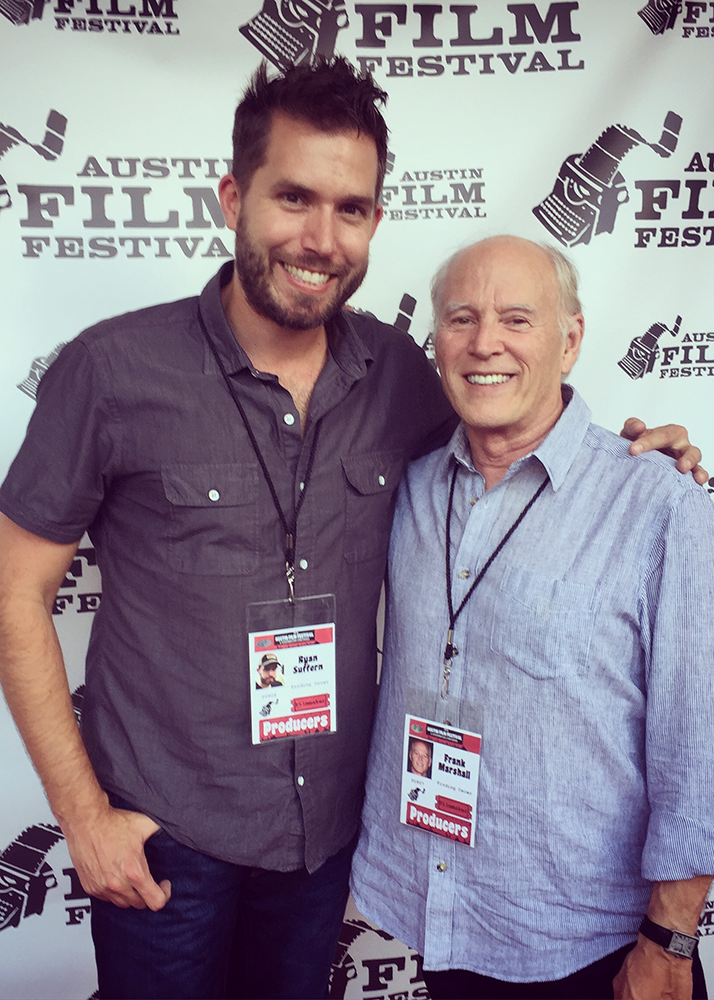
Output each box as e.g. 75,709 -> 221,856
1,2 -> 713,997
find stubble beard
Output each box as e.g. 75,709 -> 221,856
233,217 -> 368,331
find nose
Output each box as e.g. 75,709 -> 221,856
301,206 -> 337,258
468,316 -> 503,358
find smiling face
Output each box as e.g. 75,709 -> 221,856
219,112 -> 382,335
257,658 -> 281,687
409,740 -> 432,777
434,238 -> 583,464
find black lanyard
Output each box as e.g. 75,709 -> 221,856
442,463 -> 548,697
198,308 -> 321,602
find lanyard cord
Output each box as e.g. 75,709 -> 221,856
442,463 -> 548,696
198,308 -> 322,601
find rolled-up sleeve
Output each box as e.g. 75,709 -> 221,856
640,488 -> 714,880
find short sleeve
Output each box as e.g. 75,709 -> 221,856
0,337 -> 120,543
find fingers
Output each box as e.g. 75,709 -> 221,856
620,417 -> 647,443
67,808 -> 171,911
690,465 -> 709,486
624,421 -> 708,483
626,422 -> 690,458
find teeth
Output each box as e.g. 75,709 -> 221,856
283,263 -> 330,286
466,373 -> 512,385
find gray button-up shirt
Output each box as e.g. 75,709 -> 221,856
352,387 -> 714,978
0,262 -> 455,872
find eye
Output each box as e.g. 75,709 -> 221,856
341,202 -> 368,220
280,191 -> 304,207
505,315 -> 531,329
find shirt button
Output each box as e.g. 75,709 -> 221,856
283,413 -> 295,426
207,489 -> 220,502
299,559 -> 309,570
297,775 -> 305,787
470,496 -> 478,506
437,861 -> 447,872
460,569 -> 470,580
299,481 -> 305,491
378,475 -> 386,486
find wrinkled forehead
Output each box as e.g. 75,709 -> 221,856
443,241 -> 559,313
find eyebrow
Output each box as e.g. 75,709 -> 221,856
501,303 -> 535,313
272,180 -> 375,212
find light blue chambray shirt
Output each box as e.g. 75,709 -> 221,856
351,387 -> 714,982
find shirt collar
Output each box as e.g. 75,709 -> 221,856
197,262 -> 374,379
443,385 -> 592,492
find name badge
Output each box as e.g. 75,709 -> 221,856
400,715 -> 481,848
247,595 -> 337,745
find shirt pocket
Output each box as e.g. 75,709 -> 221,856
342,450 -> 405,564
490,566 -> 597,679
161,462 -> 260,576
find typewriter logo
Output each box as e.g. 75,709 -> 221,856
0,0 -> 47,26
638,0 -> 681,34
0,687 -> 89,933
239,0 -> 348,72
618,315 -> 681,380
0,108 -> 67,218
533,111 -> 682,248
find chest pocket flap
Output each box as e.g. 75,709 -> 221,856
342,450 -> 405,564
161,462 -> 260,575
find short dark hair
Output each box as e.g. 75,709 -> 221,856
231,57 -> 389,200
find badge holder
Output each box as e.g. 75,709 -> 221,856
247,594 -> 337,745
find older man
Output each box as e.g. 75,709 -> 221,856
351,237 -> 714,1000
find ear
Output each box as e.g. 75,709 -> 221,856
370,201 -> 384,238
561,313 -> 584,376
218,173 -> 241,232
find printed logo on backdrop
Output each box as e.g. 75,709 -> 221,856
10,147 -> 235,261
239,0 -> 348,71
0,685 -> 92,935
638,0 -> 680,33
532,112 -> 682,247
639,0 -> 714,38
0,109 -> 67,218
0,0 -> 180,36
618,314 -> 714,382
330,916 -> 429,999
350,2 -> 584,80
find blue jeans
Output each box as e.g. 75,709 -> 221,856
91,796 -> 353,1000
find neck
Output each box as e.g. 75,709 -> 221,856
220,275 -> 326,370
466,398 -> 564,490
220,274 -> 328,432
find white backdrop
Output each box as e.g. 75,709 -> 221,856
1,2 -> 713,997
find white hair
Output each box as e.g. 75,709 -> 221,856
430,236 -> 582,338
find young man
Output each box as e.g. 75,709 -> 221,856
0,63 -> 705,999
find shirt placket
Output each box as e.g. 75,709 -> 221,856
423,469 -> 504,969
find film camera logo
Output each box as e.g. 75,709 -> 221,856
239,0 -> 348,72
0,0 -> 46,25
532,112 -> 681,248
638,0 -> 680,34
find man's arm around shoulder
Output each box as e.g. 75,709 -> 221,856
0,513 -> 170,910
